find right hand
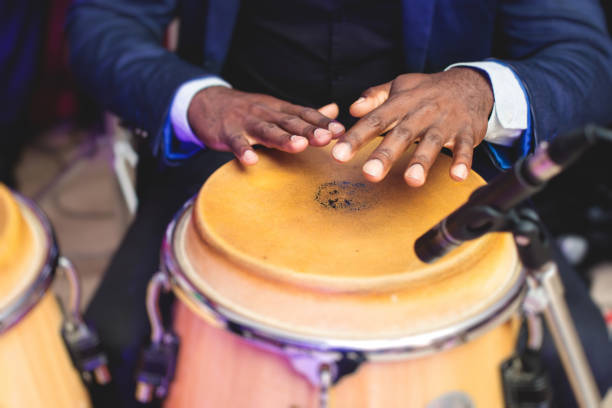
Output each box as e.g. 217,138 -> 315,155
187,86 -> 344,165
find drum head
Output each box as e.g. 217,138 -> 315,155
0,185 -> 50,312
173,140 -> 521,340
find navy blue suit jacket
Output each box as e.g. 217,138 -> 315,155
67,0 -> 612,163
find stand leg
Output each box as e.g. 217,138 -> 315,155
532,262 -> 601,408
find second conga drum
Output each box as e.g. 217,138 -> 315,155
156,140 -> 524,407
0,185 -> 92,408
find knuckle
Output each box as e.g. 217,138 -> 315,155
249,103 -> 266,116
364,114 -> 384,130
456,137 -> 474,148
228,133 -> 245,148
392,125 -> 413,140
278,115 -> 298,128
302,125 -> 317,136
413,153 -> 432,166
456,152 -> 472,162
425,131 -> 443,147
300,107 -> 317,117
254,121 -> 275,136
363,86 -> 377,97
344,131 -> 363,146
372,148 -> 394,163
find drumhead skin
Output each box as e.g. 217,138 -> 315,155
175,140 -> 522,340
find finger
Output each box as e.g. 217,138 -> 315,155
248,121 -> 308,153
318,102 -> 339,119
362,122 -> 418,182
404,128 -> 445,187
332,102 -> 401,163
450,133 -> 475,181
272,112 -> 340,147
227,132 -> 259,166
350,82 -> 392,118
283,104 -> 345,140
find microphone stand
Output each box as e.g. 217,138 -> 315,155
510,208 -> 600,408
414,124 -> 612,408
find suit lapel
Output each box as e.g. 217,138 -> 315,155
401,0 -> 437,72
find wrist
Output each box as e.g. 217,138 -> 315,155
448,67 -> 494,118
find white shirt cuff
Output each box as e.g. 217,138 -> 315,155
170,76 -> 232,147
446,61 -> 528,147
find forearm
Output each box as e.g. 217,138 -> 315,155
67,0 -> 212,155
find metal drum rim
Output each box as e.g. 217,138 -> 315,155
0,192 -> 58,334
162,197 -> 527,359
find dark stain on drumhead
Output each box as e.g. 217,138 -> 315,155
315,181 -> 377,211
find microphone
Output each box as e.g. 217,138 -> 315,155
414,124 -> 612,263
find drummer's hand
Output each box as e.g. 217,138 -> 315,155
331,68 -> 493,187
188,86 -> 344,165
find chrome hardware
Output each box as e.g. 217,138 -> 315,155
135,271 -> 179,403
59,256 -> 111,385
426,391 -> 475,408
318,364 -> 332,408
527,262 -> 600,408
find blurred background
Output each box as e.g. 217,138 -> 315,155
1,0 -> 611,340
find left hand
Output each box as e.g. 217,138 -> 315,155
331,68 -> 494,187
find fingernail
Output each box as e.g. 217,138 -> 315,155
405,164 -> 424,184
314,128 -> 332,140
452,163 -> 468,180
332,142 -> 352,162
328,121 -> 345,135
354,97 -> 366,104
363,159 -> 384,178
242,150 -> 258,164
291,135 -> 308,143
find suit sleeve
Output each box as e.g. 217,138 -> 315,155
67,0 -> 212,159
494,0 -> 612,144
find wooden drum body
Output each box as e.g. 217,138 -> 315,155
158,141 -> 525,408
0,185 -> 91,408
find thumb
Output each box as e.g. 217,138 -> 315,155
350,82 -> 392,118
318,102 -> 339,119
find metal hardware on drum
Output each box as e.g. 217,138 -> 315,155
0,195 -> 58,335
135,271 -> 179,403
318,364 -> 332,408
59,256 -> 111,385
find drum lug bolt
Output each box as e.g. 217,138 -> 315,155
135,332 -> 179,403
61,321 -> 112,385
58,256 -> 111,385
135,271 -> 179,403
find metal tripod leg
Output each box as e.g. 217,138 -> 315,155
528,262 -> 601,408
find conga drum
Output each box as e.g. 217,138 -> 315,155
141,140 -> 525,407
0,184 -> 93,408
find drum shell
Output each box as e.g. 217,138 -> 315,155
163,209 -> 522,408
166,299 -> 519,408
0,291 -> 91,408
0,188 -> 91,408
